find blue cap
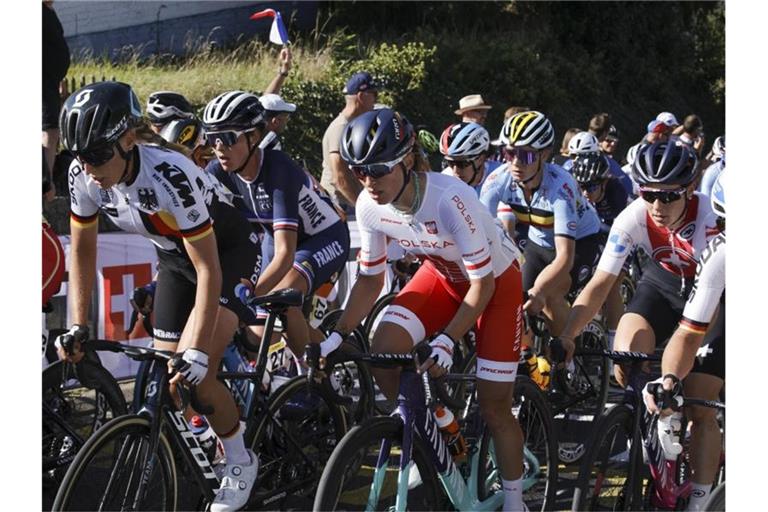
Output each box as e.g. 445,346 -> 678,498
343,72 -> 379,95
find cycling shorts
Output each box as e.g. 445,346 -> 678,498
152,235 -> 262,343
42,221 -> 65,306
255,223 -> 350,321
691,296 -> 725,380
521,232 -> 605,295
625,279 -> 687,347
381,259 -> 523,382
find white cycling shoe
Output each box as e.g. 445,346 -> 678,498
210,449 -> 259,512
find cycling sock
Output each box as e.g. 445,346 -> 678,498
502,477 -> 523,511
686,482 -> 711,511
218,422 -> 251,465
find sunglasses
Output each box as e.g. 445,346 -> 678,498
639,187 -> 687,204
75,144 -> 115,167
581,181 -> 603,193
351,154 -> 406,180
502,147 -> 539,165
441,158 -> 475,170
204,128 -> 256,148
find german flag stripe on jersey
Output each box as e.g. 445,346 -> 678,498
70,211 -> 99,228
679,317 -> 708,335
180,220 -> 213,242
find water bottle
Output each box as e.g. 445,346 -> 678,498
521,346 -> 544,388
190,415 -> 224,464
657,412 -> 684,460
434,405 -> 467,460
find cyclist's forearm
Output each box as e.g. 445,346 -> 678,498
68,223 -> 98,325
661,328 -> 704,381
561,271 -> 615,340
334,273 -> 384,335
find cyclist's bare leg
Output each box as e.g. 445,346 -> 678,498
369,321 -> 414,400
683,373 -> 724,486
538,273 -> 571,337
613,313 -> 656,388
477,379 -> 523,480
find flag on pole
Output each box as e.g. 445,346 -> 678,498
250,9 -> 291,46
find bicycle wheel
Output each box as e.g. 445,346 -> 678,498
571,404 -> 636,511
361,292 -> 396,347
43,358 -> 128,508
702,481 -> 725,511
314,416 -> 445,511
53,415 -> 177,511
248,374 -> 348,509
477,376 -> 558,511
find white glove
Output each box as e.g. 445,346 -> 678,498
320,331 -> 344,358
170,348 -> 209,385
428,333 -> 455,372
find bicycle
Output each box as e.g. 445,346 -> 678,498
309,343 -> 559,511
53,288 -> 349,511
568,348 -> 725,511
42,338 -> 128,508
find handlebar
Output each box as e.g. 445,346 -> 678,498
548,337 -> 661,364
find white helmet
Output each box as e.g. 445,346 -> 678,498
568,131 -> 600,155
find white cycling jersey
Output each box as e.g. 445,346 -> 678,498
356,172 -> 520,283
679,232 -> 725,334
69,144 -> 235,253
597,193 -> 720,279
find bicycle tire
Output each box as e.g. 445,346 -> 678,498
43,358 -> 128,508
313,415 -> 445,511
247,374 -> 348,509
702,481 -> 725,511
52,414 -> 177,511
571,404 -> 635,511
477,376 -> 558,511
361,292 -> 396,345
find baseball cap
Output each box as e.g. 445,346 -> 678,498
647,119 -> 672,134
656,112 -> 679,127
259,93 -> 296,113
343,71 -> 378,95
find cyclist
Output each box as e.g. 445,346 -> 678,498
643,171 -> 725,512
145,90 -> 196,133
320,108 -> 528,511
571,152 -> 630,350
439,121 -> 499,193
556,141 -> 720,393
565,131 -> 635,196
600,124 -> 621,159
480,111 -> 603,337
202,90 -> 350,357
55,81 -> 261,511
159,117 -> 210,168
699,136 -> 725,197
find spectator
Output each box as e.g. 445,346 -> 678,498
454,94 -> 492,126
645,119 -> 673,144
320,71 -> 379,212
503,105 -> 532,122
258,93 -> 296,151
42,1 -> 70,200
552,128 -> 582,166
601,124 -> 620,159
676,114 -> 706,157
656,111 -> 680,131
587,112 -> 612,141
262,46 -> 293,96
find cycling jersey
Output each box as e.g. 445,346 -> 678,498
591,178 -> 629,229
480,162 -> 602,249
207,149 -> 343,243
563,156 -> 635,197
356,172 -> 520,283
597,193 -> 720,281
698,160 -> 725,198
679,232 -> 725,334
70,144 -> 242,254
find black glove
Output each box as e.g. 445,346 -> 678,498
55,324 -> 89,356
130,282 -> 156,315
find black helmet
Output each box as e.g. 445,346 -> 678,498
59,81 -> 142,156
159,118 -> 203,150
572,152 -> 611,184
202,91 -> 265,132
340,108 -> 415,165
146,91 -> 195,124
632,141 -> 699,187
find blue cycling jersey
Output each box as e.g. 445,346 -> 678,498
563,155 -> 635,197
206,149 -> 343,244
479,162 -> 601,249
698,159 -> 725,198
592,177 -> 629,228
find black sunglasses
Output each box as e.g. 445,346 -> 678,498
639,188 -> 686,204
441,158 -> 475,170
75,144 -> 116,167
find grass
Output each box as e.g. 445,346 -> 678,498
66,39 -> 334,112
